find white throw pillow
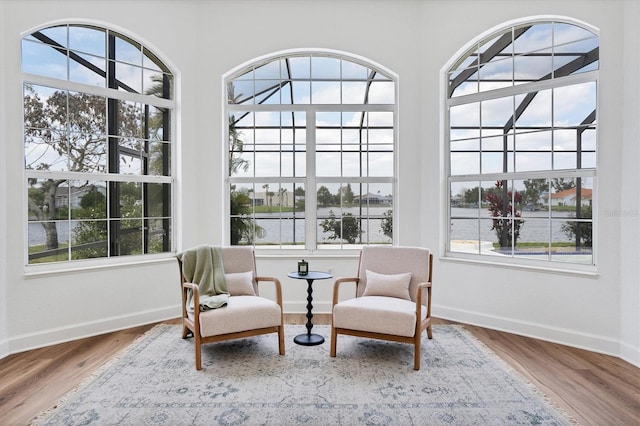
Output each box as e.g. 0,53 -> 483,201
362,270 -> 412,300
225,271 -> 256,296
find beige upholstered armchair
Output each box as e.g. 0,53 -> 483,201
330,246 -> 433,370
177,246 -> 285,370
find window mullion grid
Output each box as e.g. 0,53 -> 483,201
306,108 -> 317,250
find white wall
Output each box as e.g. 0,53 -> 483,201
0,0 -> 9,359
0,0 -> 637,367
619,0 -> 640,366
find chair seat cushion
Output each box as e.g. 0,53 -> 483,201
333,296 -> 427,337
189,296 -> 281,337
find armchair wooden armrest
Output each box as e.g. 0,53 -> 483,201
415,280 -> 433,340
255,276 -> 283,306
181,281 -> 199,339
332,277 -> 360,306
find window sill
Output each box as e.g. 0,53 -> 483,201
24,253 -> 177,279
441,252 -> 598,278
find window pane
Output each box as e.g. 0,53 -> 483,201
24,85 -> 67,130
147,218 -> 171,253
114,61 -> 142,93
450,219 -> 481,254
478,57 -> 513,91
145,183 -> 170,218
515,89 -> 551,127
69,53 -> 106,86
116,219 -> 143,255
312,81 -> 340,104
311,56 -> 340,79
554,83 -> 596,127
342,82 -> 367,103
288,56 -> 311,78
482,97 -> 513,127
451,152 -> 479,175
28,178 -> 69,221
114,35 -> 141,65
515,23 -> 553,53
119,139 -> 142,174
71,220 -> 108,260
69,136 -> 107,171
514,49 -> 553,83
292,81 -> 310,104
69,25 -> 105,56
22,41 -> 67,79
28,221 -> 70,264
451,102 -> 479,128
70,181 -> 107,220
552,219 -> 593,264
367,81 -> 394,104
36,25 -> 68,48
116,100 -> 143,137
147,141 -> 169,176
115,182 -> 142,218
143,70 -> 171,98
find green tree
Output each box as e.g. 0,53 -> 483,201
551,178 -> 575,192
71,186 -> 108,259
320,210 -> 363,244
340,183 -> 355,205
317,186 -> 334,207
522,179 -> 549,207
561,205 -> 592,248
230,185 -> 265,245
227,84 -> 250,175
227,84 -> 264,244
463,186 -> 482,205
278,187 -> 288,207
294,186 -> 305,210
381,209 -> 393,239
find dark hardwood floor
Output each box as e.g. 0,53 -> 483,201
0,315 -> 638,425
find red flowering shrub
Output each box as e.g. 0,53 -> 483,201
485,180 -> 524,248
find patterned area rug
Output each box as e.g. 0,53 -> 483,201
35,324 -> 571,425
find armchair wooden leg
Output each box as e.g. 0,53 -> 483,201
195,335 -> 202,371
330,326 -> 337,357
278,326 -> 285,355
427,324 -> 433,339
414,332 -> 421,370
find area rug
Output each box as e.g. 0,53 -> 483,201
34,324 -> 572,425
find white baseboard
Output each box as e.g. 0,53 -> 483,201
7,305 -> 181,356
0,337 -> 8,360
619,339 -> 640,367
433,304 -> 627,361
7,301 -> 637,369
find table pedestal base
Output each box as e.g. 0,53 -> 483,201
293,333 -> 325,346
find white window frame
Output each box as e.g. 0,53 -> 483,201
22,22 -> 176,273
442,17 -> 599,274
223,49 -> 399,253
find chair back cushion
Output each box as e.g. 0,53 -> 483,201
357,246 -> 431,301
221,246 -> 259,295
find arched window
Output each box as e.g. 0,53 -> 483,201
22,23 -> 174,265
446,19 -> 598,269
225,51 -> 396,250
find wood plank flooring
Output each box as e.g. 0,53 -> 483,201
0,315 -> 638,425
